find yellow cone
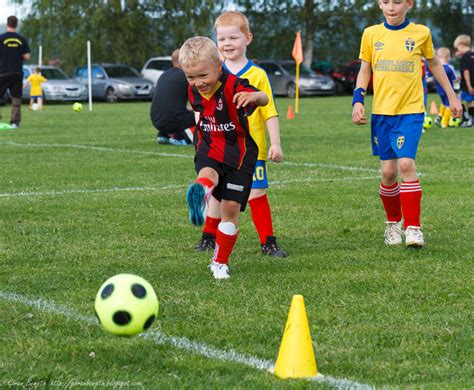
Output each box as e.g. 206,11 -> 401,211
274,295 -> 317,378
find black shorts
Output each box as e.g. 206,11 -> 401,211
154,111 -> 195,134
195,156 -> 253,211
0,72 -> 23,100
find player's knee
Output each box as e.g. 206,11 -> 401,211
381,166 -> 398,181
398,159 -> 416,175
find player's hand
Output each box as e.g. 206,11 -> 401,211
352,103 -> 367,125
268,144 -> 283,163
468,87 -> 474,95
233,92 -> 257,109
449,98 -> 463,118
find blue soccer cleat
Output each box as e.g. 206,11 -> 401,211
186,183 -> 207,226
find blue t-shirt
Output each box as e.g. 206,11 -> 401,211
430,64 -> 456,97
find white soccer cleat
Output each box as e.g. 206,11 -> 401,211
405,226 -> 424,248
384,221 -> 403,245
209,261 -> 230,280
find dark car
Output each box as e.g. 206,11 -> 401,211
331,60 -> 373,95
73,64 -> 154,102
258,60 -> 335,98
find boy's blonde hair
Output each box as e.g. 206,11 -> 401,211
436,47 -> 451,60
453,34 -> 471,49
179,36 -> 221,68
214,11 -> 250,35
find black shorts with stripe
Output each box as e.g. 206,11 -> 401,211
195,156 -> 253,211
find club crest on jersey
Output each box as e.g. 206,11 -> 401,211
374,136 -> 378,145
397,136 -> 405,149
405,38 -> 415,52
374,41 -> 384,51
216,97 -> 224,111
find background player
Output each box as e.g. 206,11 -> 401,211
195,11 -> 288,258
453,34 -> 474,127
24,67 -> 46,111
352,0 -> 462,248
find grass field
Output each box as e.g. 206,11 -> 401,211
1,95 -> 473,389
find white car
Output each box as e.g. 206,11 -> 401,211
141,56 -> 172,84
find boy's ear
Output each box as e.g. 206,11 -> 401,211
407,0 -> 414,10
246,32 -> 253,46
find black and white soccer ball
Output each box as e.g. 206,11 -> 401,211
95,274 -> 159,336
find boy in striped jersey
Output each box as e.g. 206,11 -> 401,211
180,37 -> 268,279
352,0 -> 462,247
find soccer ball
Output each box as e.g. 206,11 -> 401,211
32,103 -> 39,111
72,102 -> 83,112
94,274 -> 159,336
423,116 -> 433,129
448,117 -> 461,128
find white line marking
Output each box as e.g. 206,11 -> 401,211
0,290 -> 374,389
0,177 -> 379,198
1,141 -> 378,173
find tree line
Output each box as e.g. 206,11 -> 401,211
9,0 -> 473,73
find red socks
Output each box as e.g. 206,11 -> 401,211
212,224 -> 238,265
196,177 -> 214,191
248,194 -> 274,244
400,180 -> 422,228
379,182 -> 402,222
203,216 -> 220,236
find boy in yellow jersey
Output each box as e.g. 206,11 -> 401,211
194,10 -> 288,257
24,67 -> 46,110
352,0 -> 462,248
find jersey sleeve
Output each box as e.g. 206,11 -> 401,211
256,71 -> 278,121
359,28 -> 372,63
421,28 -> 435,60
40,76 -> 47,82
459,53 -> 469,72
234,77 -> 260,117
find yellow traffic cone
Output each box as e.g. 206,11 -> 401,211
274,295 -> 318,378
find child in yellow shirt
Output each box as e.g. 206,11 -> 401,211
24,67 -> 47,110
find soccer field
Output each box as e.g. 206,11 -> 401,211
1,96 -> 472,389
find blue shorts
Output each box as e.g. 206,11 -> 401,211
252,160 -> 269,189
371,113 -> 424,160
460,91 -> 474,103
30,95 -> 42,99
440,94 -> 449,107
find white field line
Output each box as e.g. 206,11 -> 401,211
2,141 -> 378,173
0,290 -> 375,390
0,176 -> 379,199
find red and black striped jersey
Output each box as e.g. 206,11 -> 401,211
188,69 -> 259,174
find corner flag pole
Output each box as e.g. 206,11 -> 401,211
87,40 -> 92,112
292,32 -> 303,114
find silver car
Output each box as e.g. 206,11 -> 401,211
23,65 -> 88,101
73,64 -> 154,102
258,60 -> 335,98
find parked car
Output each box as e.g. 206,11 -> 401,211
23,65 -> 87,102
258,60 -> 335,98
331,60 -> 373,95
72,64 -> 154,102
141,56 -> 173,84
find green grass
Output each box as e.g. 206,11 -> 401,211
0,96 -> 472,389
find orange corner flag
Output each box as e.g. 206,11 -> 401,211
430,101 -> 439,115
292,32 -> 303,65
287,105 -> 295,119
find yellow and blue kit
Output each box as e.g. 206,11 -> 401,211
223,61 -> 278,188
359,19 -> 435,160
26,73 -> 47,98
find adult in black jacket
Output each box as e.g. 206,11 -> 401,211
0,16 -> 31,128
150,49 -> 195,145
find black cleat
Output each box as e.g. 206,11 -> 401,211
261,236 -> 288,257
195,233 -> 216,252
